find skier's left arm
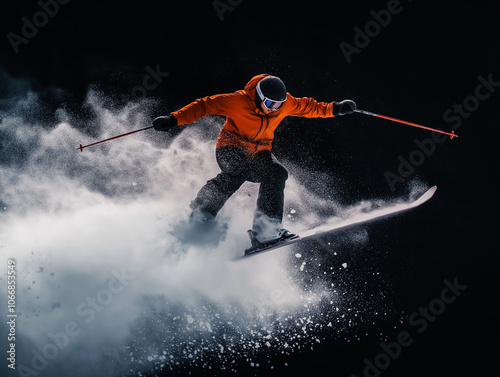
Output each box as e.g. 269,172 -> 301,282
286,95 -> 356,117
152,93 -> 236,131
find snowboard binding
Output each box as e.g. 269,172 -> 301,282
245,229 -> 299,255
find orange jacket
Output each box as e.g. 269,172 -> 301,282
172,73 -> 336,156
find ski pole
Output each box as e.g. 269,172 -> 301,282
354,109 -> 457,139
77,125 -> 154,152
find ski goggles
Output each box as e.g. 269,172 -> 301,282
262,98 -> 285,110
256,83 -> 286,110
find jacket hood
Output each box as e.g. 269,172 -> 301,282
244,73 -> 272,101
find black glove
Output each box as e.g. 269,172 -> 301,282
333,99 -> 357,116
153,114 -> 178,131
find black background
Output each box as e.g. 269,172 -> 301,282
1,0 -> 499,376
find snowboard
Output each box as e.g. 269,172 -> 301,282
234,185 -> 437,260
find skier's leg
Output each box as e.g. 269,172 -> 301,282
190,146 -> 249,219
251,151 -> 288,219
248,151 -> 295,243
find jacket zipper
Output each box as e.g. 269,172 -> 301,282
252,116 -> 269,141
252,117 -> 264,141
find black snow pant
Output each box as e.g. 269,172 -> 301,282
190,146 -> 288,227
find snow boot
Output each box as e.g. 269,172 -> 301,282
173,208 -> 227,247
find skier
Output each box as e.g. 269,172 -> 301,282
153,73 -> 356,250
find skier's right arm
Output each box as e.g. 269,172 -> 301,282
153,94 -> 234,131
